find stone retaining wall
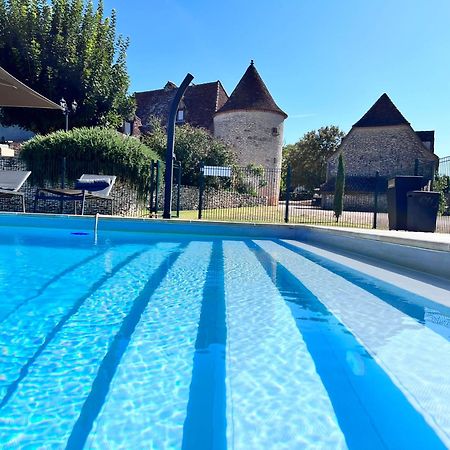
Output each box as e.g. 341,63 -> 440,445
0,157 -> 145,216
158,185 -> 268,212
1,157 -> 268,216
322,192 -> 387,212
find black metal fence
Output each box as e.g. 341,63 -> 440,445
194,159 -> 450,233
0,155 -> 182,218
440,156 -> 450,177
198,165 -> 284,223
1,152 -> 449,233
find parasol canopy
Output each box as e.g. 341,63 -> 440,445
0,66 -> 62,109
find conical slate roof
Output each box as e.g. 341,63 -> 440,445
216,61 -> 287,118
353,93 -> 409,127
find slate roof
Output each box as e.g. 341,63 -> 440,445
216,61 -> 287,118
135,81 -> 229,132
353,93 -> 410,127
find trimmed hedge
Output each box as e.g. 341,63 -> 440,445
20,127 -> 160,196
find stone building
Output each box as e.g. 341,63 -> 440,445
322,93 -> 439,211
134,62 -> 287,204
213,61 -> 287,171
213,61 -> 287,205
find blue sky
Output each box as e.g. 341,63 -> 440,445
103,0 -> 450,157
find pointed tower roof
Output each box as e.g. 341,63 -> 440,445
216,61 -> 287,118
353,93 -> 409,127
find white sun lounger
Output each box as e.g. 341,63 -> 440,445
34,174 -> 117,215
0,170 -> 31,212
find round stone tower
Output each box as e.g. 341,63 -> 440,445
213,61 -> 287,205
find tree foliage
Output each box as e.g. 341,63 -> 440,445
20,127 -> 159,196
333,153 -> 345,222
282,125 -> 344,193
142,120 -> 236,186
434,174 -> 449,215
0,0 -> 134,133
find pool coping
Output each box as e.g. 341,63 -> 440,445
1,212 -> 449,279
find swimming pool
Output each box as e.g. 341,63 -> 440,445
0,218 -> 450,449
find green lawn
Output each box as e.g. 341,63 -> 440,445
178,206 -> 374,228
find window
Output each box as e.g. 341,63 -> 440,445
176,109 -> 185,123
272,127 -> 279,136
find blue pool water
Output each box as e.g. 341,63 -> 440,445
0,223 -> 450,449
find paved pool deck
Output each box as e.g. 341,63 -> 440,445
300,225 -> 450,252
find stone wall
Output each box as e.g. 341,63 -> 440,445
322,192 -> 387,212
213,110 -> 284,205
157,184 -> 268,212
214,110 -> 284,169
327,125 -> 438,180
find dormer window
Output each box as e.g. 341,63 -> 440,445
176,109 -> 185,123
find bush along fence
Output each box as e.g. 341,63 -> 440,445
437,156 -> 450,217
0,155 -> 160,217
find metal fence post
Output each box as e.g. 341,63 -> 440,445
372,170 -> 379,229
149,160 -> 155,217
176,161 -> 181,218
284,164 -> 291,223
198,163 -> 204,220
59,156 -> 66,213
61,156 -> 66,189
154,160 -> 160,216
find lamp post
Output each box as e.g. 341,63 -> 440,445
163,73 -> 194,219
60,98 -> 78,131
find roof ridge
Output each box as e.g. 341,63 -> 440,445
135,80 -> 220,96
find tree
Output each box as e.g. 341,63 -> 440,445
142,120 -> 236,186
282,125 -> 344,193
333,153 -> 345,222
0,0 -> 134,133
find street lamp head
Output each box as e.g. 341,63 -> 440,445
71,100 -> 78,113
60,97 -> 67,113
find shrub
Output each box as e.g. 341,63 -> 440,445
434,174 -> 449,215
142,120 -> 236,186
20,127 -> 160,196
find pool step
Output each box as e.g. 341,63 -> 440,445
0,243 -> 181,448
255,240 -> 450,449
0,245 -> 94,322
246,240 -> 387,450
0,246 -> 129,402
181,242 -> 227,450
222,241 -> 347,450
86,242 -> 213,449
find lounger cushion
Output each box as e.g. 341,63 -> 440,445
75,178 -> 111,192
